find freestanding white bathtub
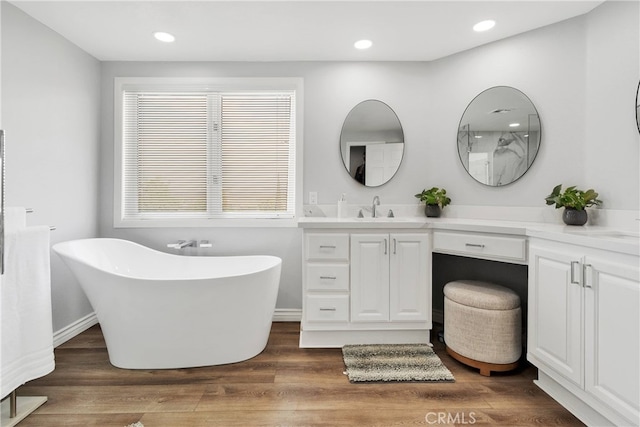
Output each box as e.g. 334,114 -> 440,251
53,238 -> 281,369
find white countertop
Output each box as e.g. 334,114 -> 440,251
298,216 -> 640,256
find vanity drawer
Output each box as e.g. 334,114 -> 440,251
306,264 -> 349,291
433,231 -> 527,263
306,233 -> 349,261
306,295 -> 349,322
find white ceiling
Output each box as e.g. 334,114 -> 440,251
10,0 -> 604,62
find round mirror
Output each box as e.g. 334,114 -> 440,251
457,86 -> 541,186
340,100 -> 404,187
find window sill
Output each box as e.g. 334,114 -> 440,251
114,218 -> 300,228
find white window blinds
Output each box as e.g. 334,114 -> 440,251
220,94 -> 294,215
121,89 -> 295,221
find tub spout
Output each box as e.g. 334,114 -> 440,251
167,240 -> 196,249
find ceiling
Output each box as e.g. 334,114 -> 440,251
9,0 -> 604,62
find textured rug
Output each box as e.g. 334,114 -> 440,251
342,344 -> 455,382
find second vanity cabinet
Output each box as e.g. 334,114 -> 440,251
300,229 -> 431,347
351,233 -> 429,322
528,238 -> 640,427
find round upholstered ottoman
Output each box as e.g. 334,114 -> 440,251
444,280 -> 521,376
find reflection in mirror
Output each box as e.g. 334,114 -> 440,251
340,100 -> 404,187
458,86 -> 541,186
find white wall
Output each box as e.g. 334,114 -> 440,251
1,3 -> 101,331
101,4 -> 639,314
427,15 -> 589,208
2,1 -> 637,329
585,0 -> 640,210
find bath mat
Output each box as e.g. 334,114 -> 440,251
125,422 -> 143,427
342,343 -> 455,382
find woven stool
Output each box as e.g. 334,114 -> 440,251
444,280 -> 521,376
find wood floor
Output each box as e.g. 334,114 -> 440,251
14,322 -> 584,427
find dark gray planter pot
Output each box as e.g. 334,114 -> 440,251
563,208 -> 588,226
425,205 -> 441,218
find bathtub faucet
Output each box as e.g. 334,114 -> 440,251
167,240 -> 196,249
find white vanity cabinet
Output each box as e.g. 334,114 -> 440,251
351,233 -> 429,322
528,238 -> 640,427
300,229 -> 431,348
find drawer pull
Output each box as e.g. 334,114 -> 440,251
319,245 -> 337,249
319,276 -> 337,280
319,307 -> 337,311
465,243 -> 485,248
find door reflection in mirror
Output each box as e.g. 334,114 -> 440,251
458,86 -> 541,186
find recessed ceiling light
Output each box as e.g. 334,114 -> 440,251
509,122 -> 520,127
473,20 -> 496,32
153,32 -> 175,43
474,135 -> 483,139
354,39 -> 373,50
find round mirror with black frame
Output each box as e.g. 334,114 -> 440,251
457,86 -> 541,186
340,100 -> 404,187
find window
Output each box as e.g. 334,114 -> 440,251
114,78 -> 302,227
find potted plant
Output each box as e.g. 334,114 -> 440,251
414,187 -> 452,218
544,184 -> 602,225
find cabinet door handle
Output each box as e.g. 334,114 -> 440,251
319,307 -> 336,311
384,238 -> 388,255
319,245 -> 336,249
583,264 -> 593,288
570,261 -> 581,284
319,276 -> 337,280
465,243 -> 485,248
393,238 -> 397,255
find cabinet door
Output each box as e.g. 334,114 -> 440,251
528,243 -> 583,387
351,234 -> 389,322
389,233 -> 429,322
584,256 -> 640,424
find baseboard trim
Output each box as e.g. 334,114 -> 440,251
53,312 -> 98,348
273,308 -> 302,322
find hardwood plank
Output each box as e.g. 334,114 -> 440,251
274,361 -> 350,385
32,350 -> 277,387
13,322 -> 584,426
14,413 -> 144,427
18,385 -> 206,414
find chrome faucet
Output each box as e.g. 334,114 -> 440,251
372,196 -> 380,218
179,240 -> 196,249
167,240 -> 196,249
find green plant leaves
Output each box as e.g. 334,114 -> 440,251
415,187 -> 451,208
544,184 -> 602,210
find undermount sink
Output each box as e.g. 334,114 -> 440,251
353,216 -> 420,222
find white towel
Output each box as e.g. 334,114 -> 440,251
0,225 -> 54,399
3,207 -> 27,230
